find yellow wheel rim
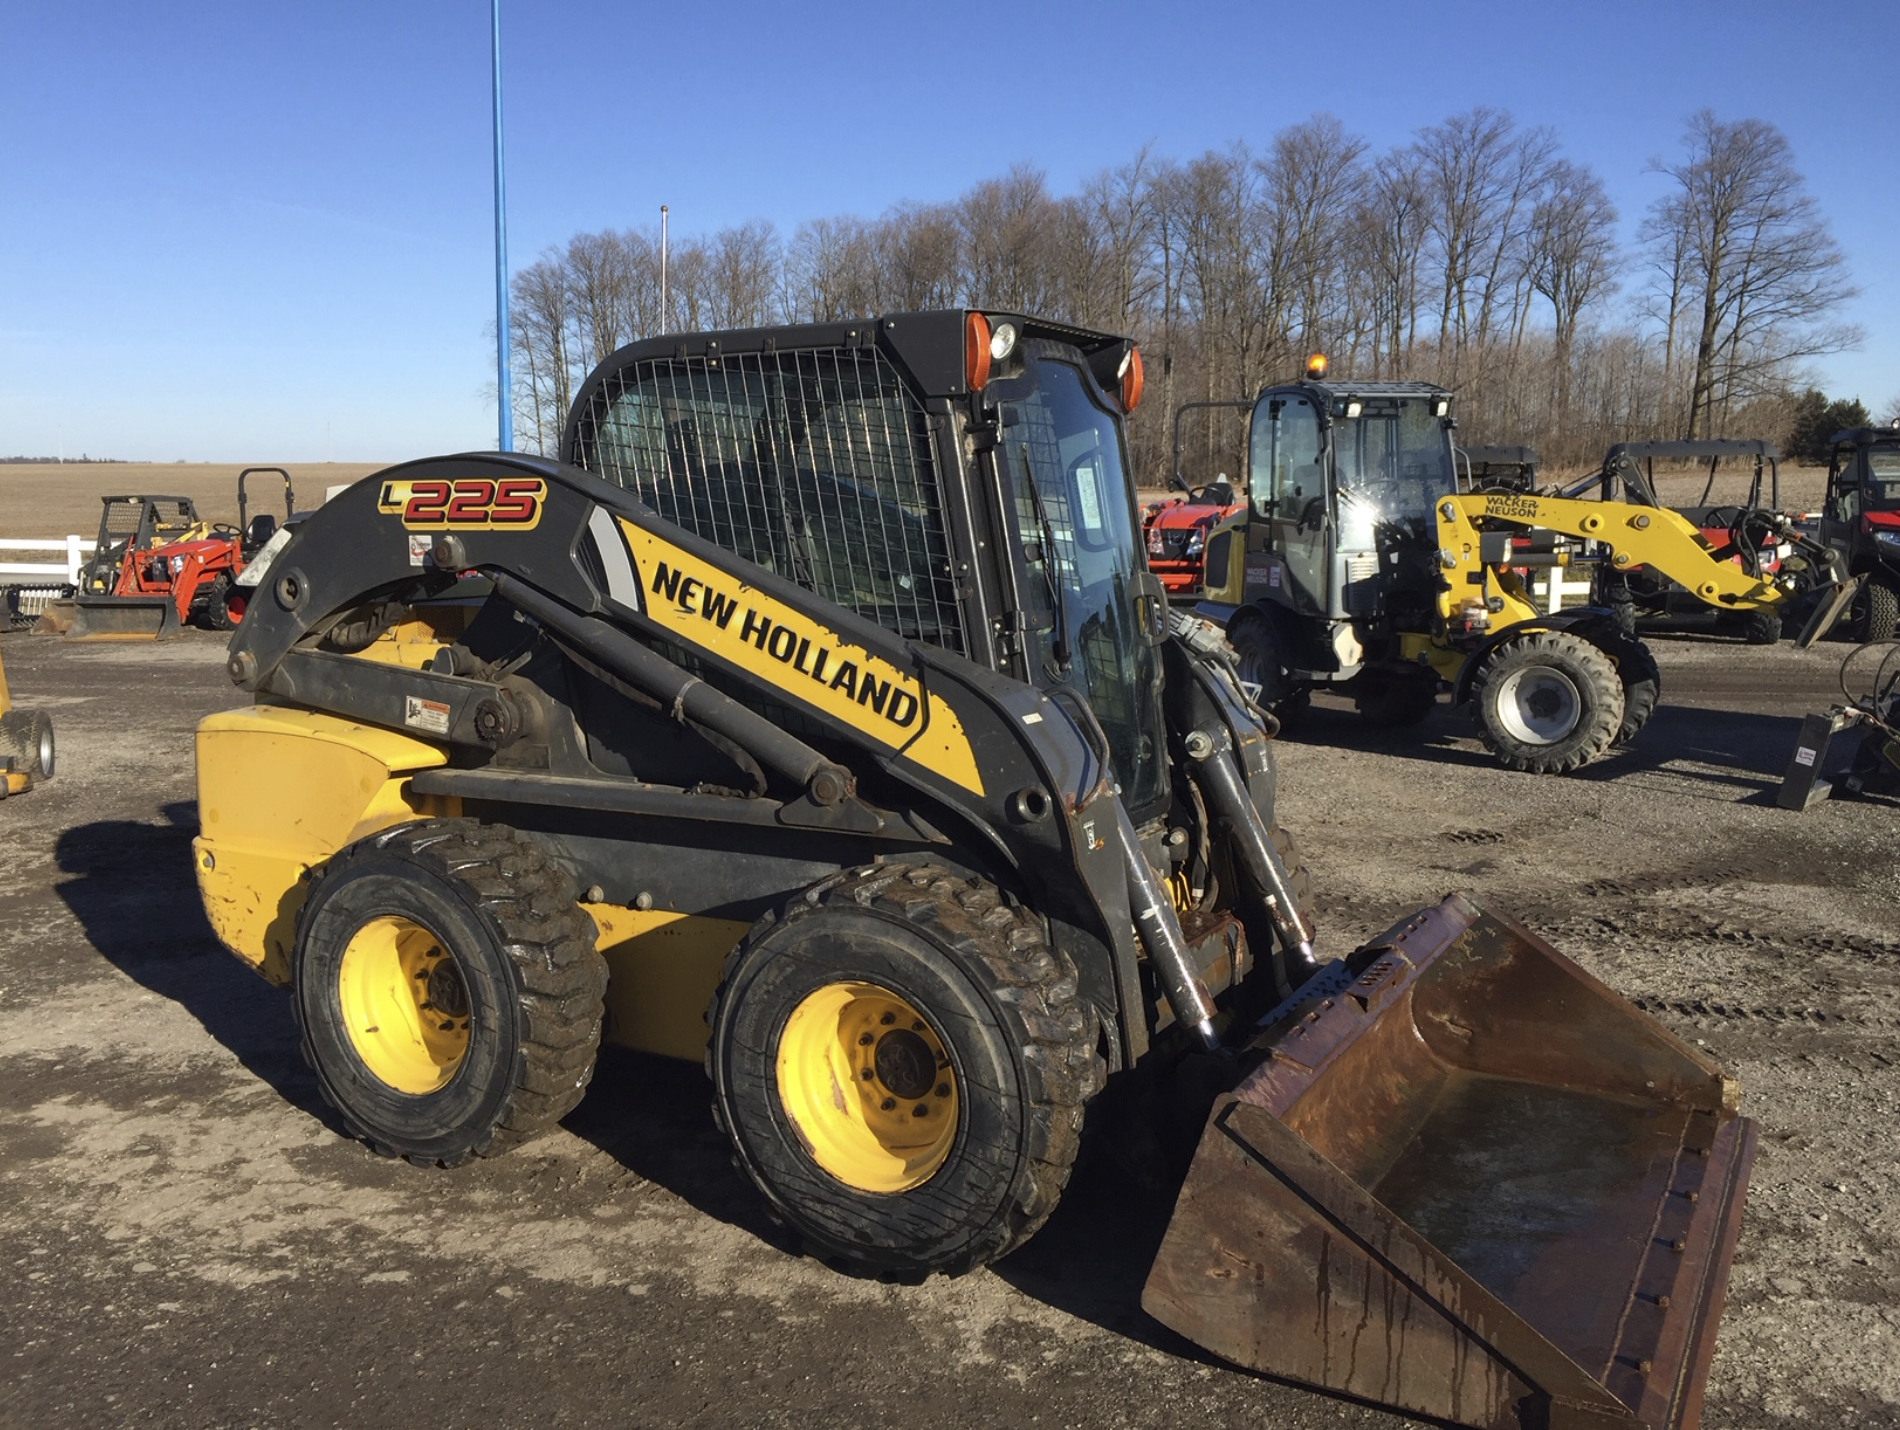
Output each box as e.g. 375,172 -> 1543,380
776,981 -> 958,1193
336,916 -> 471,1094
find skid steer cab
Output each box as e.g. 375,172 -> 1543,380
195,313 -> 1754,1428
1197,361 -> 1839,774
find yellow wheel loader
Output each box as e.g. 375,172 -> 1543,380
0,638 -> 55,796
1197,366 -> 1843,773
195,312 -> 1755,1428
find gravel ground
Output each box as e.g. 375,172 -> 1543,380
0,627 -> 1894,1428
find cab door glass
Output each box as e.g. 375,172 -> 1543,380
1250,397 -> 1322,524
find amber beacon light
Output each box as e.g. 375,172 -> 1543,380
1119,346 -> 1145,413
965,312 -> 993,392
1305,352 -> 1328,379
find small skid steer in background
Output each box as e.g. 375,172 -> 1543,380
194,311 -> 1756,1428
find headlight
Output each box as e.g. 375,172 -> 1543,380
1147,528 -> 1165,557
169,555 -> 186,574
988,321 -> 1018,362
1186,530 -> 1205,556
1875,530 -> 1900,552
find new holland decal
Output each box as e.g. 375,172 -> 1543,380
379,477 -> 547,531
615,520 -> 985,798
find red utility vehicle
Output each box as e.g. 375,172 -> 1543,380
69,469 -> 293,638
1146,399 -> 1251,597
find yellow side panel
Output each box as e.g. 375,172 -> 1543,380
585,905 -> 751,1062
194,707 -> 456,985
615,519 -> 986,798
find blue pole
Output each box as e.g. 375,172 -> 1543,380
491,0 -> 512,452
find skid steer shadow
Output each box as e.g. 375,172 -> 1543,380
52,804 -> 332,1127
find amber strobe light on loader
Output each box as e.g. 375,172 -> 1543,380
193,311 -> 1753,1428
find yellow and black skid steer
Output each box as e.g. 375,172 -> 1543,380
195,311 -> 1754,1429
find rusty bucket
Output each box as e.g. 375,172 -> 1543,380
1143,893 -> 1755,1430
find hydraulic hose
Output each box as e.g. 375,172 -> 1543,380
1112,797 -> 1220,1052
1185,726 -> 1319,976
491,572 -> 854,806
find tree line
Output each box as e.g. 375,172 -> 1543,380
507,108 -> 1865,479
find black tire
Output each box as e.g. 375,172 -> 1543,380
1353,672 -> 1439,728
292,818 -> 606,1167
1734,607 -> 1782,646
0,709 -> 54,779
1229,616 -> 1309,726
708,863 -> 1103,1278
1469,631 -> 1626,774
1584,628 -> 1661,744
202,574 -> 235,631
1857,578 -> 1899,643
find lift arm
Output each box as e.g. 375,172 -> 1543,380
1433,490 -> 1839,625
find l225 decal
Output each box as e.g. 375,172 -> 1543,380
379,477 -> 546,531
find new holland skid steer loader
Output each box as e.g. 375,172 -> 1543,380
195,312 -> 1755,1429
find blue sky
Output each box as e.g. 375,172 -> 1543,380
2,0 -> 1893,463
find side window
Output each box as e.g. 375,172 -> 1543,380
1868,450 -> 1900,505
1249,397 -> 1322,521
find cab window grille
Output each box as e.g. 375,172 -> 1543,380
575,347 -> 965,655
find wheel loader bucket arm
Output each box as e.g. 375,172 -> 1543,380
1437,491 -> 1837,619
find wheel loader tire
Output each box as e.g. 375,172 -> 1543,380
1735,607 -> 1782,646
1585,628 -> 1661,745
291,818 -> 606,1168
708,863 -> 1103,1278
1857,577 -> 1899,643
1229,617 -> 1308,726
1470,631 -> 1625,774
1353,673 -> 1438,728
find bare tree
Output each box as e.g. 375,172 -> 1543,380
1526,160 -> 1620,440
1641,112 -> 1860,437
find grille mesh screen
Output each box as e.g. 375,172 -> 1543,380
575,347 -> 965,654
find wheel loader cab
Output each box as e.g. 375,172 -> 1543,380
1200,381 -> 1456,693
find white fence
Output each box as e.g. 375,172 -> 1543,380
0,536 -> 94,586
1530,568 -> 1595,614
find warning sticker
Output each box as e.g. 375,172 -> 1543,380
408,534 -> 433,568
1794,747 -> 1816,767
404,695 -> 452,736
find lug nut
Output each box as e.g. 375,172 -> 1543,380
860,1068 -> 874,1081
936,1083 -> 950,1098
879,1012 -> 895,1026
858,1033 -> 873,1046
879,1098 -> 895,1112
912,1104 -> 930,1118
911,1020 -> 924,1032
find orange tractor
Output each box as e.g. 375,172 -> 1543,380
65,469 -> 293,639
